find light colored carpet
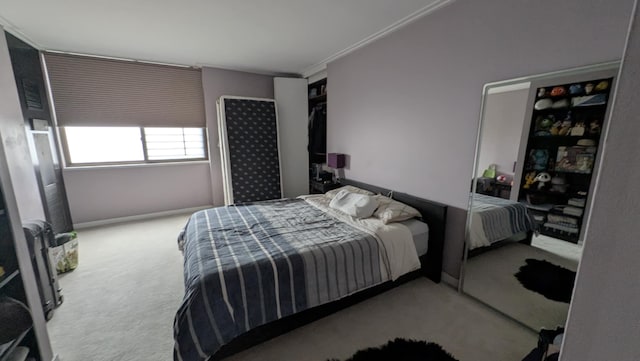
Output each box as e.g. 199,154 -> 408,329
48,214 -> 536,361
463,242 -> 578,331
47,214 -> 190,361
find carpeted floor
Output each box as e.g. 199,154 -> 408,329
463,242 -> 578,331
48,214 -> 536,361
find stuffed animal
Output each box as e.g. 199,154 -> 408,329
558,120 -> 572,136
534,172 -> 552,190
589,120 -> 601,134
523,172 -> 537,189
550,121 -> 562,136
571,122 -> 586,136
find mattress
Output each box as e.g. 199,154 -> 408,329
401,219 -> 430,256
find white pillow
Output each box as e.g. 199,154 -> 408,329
373,195 -> 421,224
325,185 -> 374,198
329,190 -> 378,219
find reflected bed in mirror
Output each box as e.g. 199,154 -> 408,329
461,62 -> 619,332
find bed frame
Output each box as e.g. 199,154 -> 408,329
210,179 -> 448,360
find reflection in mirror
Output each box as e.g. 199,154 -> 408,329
460,63 -> 619,334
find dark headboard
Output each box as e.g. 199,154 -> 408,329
338,179 -> 448,283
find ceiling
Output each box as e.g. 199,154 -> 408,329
0,0 -> 448,76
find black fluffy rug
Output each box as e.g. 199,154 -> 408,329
514,258 -> 577,303
328,338 -> 459,361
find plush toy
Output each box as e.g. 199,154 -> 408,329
523,171 -> 537,189
589,120 -> 601,134
571,122 -> 586,136
558,120 -> 572,136
550,121 -> 562,136
535,116 -> 554,136
534,172 -> 552,190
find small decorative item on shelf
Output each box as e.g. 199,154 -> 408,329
571,94 -> 607,107
588,119 -> 601,135
534,116 -> 554,136
551,99 -> 569,109
550,176 -> 568,193
569,83 -> 583,95
555,146 -> 596,173
534,98 -> 553,110
584,83 -> 594,94
537,88 -> 547,98
570,122 -> 585,136
534,172 -> 551,190
528,149 -> 549,170
550,86 -> 566,96
559,120 -> 573,136
309,88 -> 317,98
595,80 -> 609,91
523,171 -> 537,189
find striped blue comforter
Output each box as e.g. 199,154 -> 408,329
469,194 -> 536,249
173,199 -> 386,361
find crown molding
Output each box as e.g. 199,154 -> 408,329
300,0 -> 455,78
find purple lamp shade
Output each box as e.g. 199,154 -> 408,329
327,153 -> 346,169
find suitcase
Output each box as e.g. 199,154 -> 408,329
23,220 -> 63,320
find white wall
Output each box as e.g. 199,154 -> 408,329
274,77 -> 309,198
477,87 -> 530,178
561,2 -> 640,359
326,0 -> 634,278
63,162 -> 212,224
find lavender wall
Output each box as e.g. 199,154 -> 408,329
561,3 -> 640,359
62,66 -> 274,224
64,162 -> 213,224
326,0 -> 634,278
201,67 -> 274,205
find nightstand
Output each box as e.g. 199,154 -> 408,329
309,180 -> 340,194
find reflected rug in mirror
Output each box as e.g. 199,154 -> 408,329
328,338 -> 459,361
514,258 -> 577,303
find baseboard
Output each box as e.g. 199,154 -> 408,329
73,206 -> 212,229
441,272 -> 459,288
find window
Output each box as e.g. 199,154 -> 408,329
62,126 -> 207,166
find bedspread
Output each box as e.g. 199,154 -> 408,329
469,194 -> 536,250
173,198 -> 415,361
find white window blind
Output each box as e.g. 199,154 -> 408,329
43,53 -> 205,128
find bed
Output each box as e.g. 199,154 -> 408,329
468,194 -> 536,252
173,179 -> 447,361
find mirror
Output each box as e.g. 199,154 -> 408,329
460,62 -> 619,332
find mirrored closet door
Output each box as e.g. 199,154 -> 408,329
460,62 -> 619,332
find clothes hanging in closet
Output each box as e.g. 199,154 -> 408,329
308,103 -> 326,163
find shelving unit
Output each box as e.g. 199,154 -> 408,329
0,189 -> 41,361
518,77 -> 614,243
308,78 -> 328,192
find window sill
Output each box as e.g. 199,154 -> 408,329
63,160 -> 210,171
